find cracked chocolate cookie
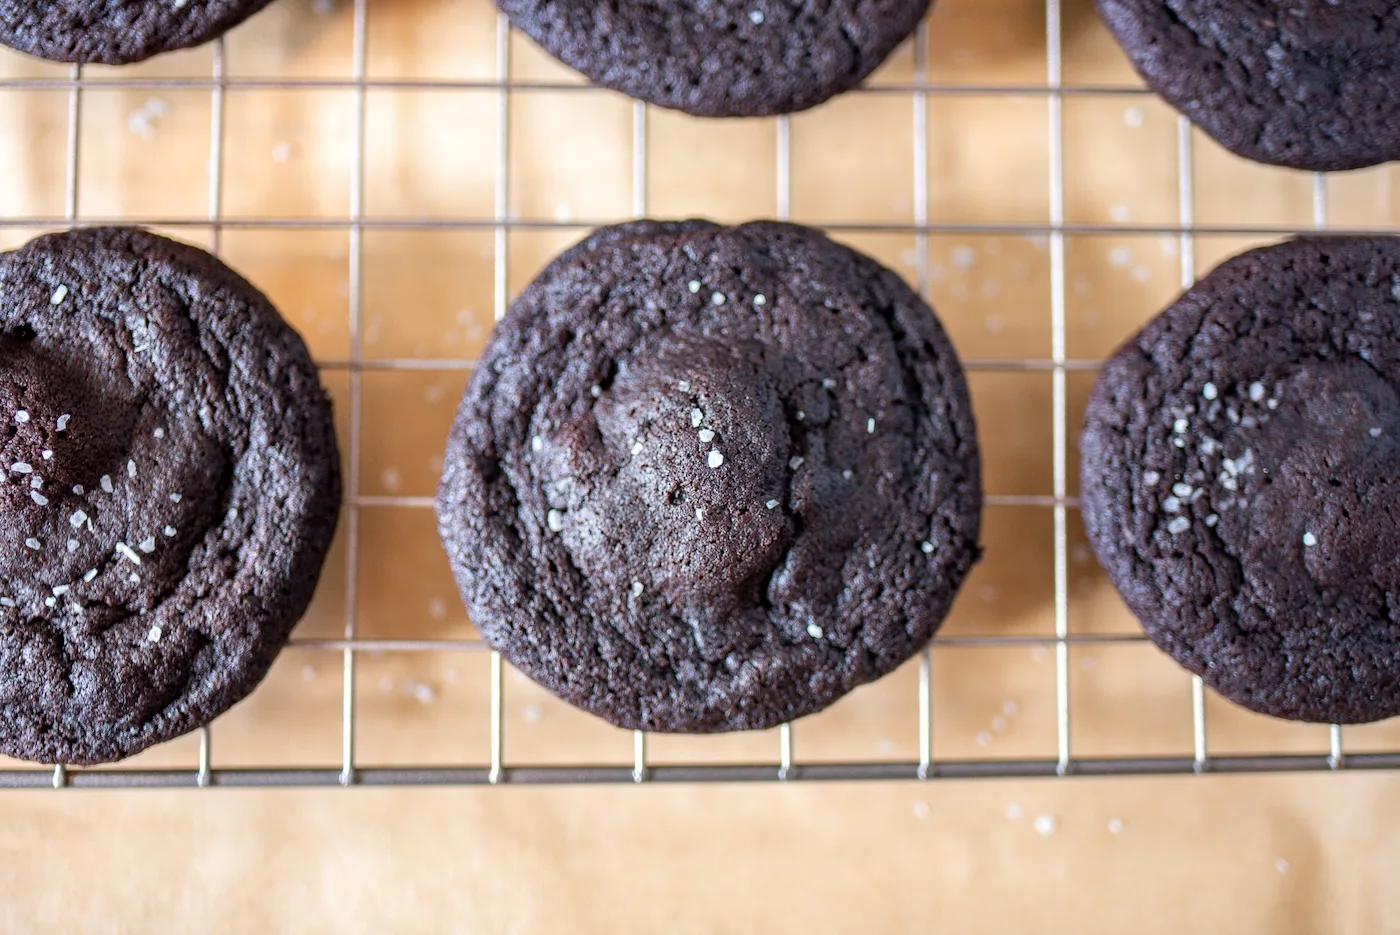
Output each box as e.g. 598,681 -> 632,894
437,220 -> 981,733
1081,237 -> 1400,723
0,0 -> 277,65
498,0 -> 932,117
1096,0 -> 1400,171
0,227 -> 340,765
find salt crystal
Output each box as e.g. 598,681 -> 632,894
1249,382 -> 1266,402
789,456 -> 804,469
547,509 -> 564,533
698,429 -> 716,443
630,581 -> 644,597
765,499 -> 779,510
707,450 -> 724,469
1034,815 -> 1058,836
691,408 -> 704,428
24,538 -> 39,550
1303,532 -> 1318,547
1142,471 -> 1160,486
920,541 -> 934,554
806,623 -> 824,639
1167,517 -> 1191,535
1172,482 -> 1193,497
148,626 -> 162,643
1202,383 -> 1218,400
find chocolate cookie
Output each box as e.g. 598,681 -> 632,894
1095,0 -> 1400,171
499,0 -> 931,118
0,227 -> 340,765
437,220 -> 981,733
1081,237 -> 1400,724
0,0 -> 275,65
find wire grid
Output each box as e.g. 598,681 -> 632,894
2,0 -> 1397,789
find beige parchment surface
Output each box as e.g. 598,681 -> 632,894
0,0 -> 1397,930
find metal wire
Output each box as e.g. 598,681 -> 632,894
339,0 -> 370,788
7,3 -> 1394,788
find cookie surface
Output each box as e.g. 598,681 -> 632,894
1095,0 -> 1400,171
0,227 -> 340,765
0,0 -> 275,65
499,0 -> 931,117
1081,237 -> 1400,724
438,220 -> 981,733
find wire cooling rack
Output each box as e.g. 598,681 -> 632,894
1,0 -> 1399,788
